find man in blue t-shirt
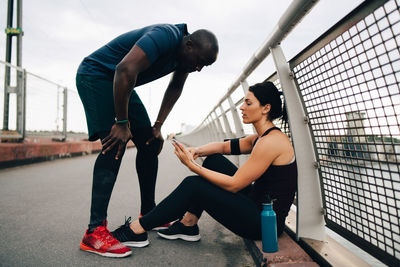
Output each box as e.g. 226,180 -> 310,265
76,23 -> 218,258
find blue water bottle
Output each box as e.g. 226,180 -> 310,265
261,194 -> 278,253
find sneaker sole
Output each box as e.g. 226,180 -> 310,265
157,232 -> 201,242
152,226 -> 169,230
152,220 -> 176,230
122,240 -> 150,248
80,243 -> 132,258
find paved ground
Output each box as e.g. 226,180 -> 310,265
0,140 -> 254,267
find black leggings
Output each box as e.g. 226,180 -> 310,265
139,154 -> 262,240
89,127 -> 160,228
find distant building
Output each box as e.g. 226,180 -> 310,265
326,111 -> 399,163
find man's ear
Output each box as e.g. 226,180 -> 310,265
185,39 -> 194,51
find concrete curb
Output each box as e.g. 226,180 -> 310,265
0,139 -> 103,169
243,233 -> 318,267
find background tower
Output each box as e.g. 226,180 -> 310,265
3,0 -> 24,137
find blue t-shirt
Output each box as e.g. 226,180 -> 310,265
77,23 -> 188,86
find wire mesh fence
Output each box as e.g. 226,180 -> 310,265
24,74 -> 64,133
290,1 -> 399,264
0,60 -> 87,139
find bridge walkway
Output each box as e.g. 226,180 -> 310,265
0,140 -> 256,266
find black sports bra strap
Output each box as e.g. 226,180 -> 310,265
261,126 -> 281,137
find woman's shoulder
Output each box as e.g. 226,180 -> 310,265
257,130 -> 291,149
241,133 -> 259,144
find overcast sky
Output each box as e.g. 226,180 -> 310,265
0,0 -> 364,134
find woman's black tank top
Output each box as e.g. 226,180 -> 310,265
250,127 -> 298,210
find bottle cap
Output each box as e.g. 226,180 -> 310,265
263,194 -> 276,204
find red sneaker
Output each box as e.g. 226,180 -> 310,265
139,214 -> 173,230
80,221 -> 132,258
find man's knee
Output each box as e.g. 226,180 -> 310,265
133,127 -> 159,156
95,146 -> 125,170
136,142 -> 160,158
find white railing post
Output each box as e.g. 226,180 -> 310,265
241,80 -> 249,95
212,111 -> 224,141
63,87 -> 68,140
270,44 -> 325,241
209,115 -> 219,141
227,96 -> 244,138
227,96 -> 244,165
219,105 -> 234,139
205,118 -> 214,142
21,69 -> 26,138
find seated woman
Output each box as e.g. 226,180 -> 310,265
111,81 -> 297,247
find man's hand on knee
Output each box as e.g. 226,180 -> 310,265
102,123 -> 132,160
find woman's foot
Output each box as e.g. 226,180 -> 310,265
111,217 -> 149,247
139,213 -> 172,230
157,221 -> 201,242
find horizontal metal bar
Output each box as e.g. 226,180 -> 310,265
25,71 -> 66,88
0,134 -> 23,139
209,0 -> 320,116
0,59 -> 24,71
0,59 -> 68,89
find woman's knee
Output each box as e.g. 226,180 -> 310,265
181,175 -> 203,187
172,176 -> 203,197
179,175 -> 214,193
202,154 -> 224,168
202,154 -> 237,176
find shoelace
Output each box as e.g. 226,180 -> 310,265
124,216 -> 132,226
97,227 -> 117,243
113,216 -> 133,238
116,216 -> 132,230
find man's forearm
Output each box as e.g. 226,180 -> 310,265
112,44 -> 149,123
154,70 -> 188,126
154,85 -> 183,125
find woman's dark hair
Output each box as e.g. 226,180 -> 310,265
248,81 -> 288,124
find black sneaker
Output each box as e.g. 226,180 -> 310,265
111,217 -> 149,247
157,221 -> 201,242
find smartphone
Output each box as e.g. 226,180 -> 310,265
172,139 -> 180,146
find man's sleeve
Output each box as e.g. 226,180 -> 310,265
136,25 -> 178,65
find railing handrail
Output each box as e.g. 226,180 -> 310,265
199,0 -> 320,129
0,59 -> 67,89
0,59 -> 24,72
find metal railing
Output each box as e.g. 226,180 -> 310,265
290,1 -> 399,265
176,0 -> 399,266
0,59 -> 87,140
